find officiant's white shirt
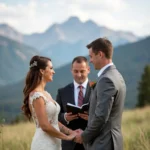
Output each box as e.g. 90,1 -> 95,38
73,78 -> 88,106
97,63 -> 114,77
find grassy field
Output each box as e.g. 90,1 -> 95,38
0,107 -> 150,150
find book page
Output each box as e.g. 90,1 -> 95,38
67,103 -> 81,108
81,103 -> 89,108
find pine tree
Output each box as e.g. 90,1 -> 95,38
137,65 -> 150,107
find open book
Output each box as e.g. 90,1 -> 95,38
66,103 -> 89,114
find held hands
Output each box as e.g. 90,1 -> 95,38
74,129 -> 83,144
66,129 -> 83,143
66,131 -> 77,141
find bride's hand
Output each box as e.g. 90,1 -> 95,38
66,131 -> 76,141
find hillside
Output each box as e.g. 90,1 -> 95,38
0,35 -> 38,85
113,36 -> 150,107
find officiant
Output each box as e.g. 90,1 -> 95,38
56,56 -> 91,150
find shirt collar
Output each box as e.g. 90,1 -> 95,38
74,78 -> 89,89
97,62 -> 114,77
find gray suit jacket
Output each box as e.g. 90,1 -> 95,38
81,65 -> 126,150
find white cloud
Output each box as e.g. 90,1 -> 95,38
0,0 -> 149,36
0,2 -> 36,18
81,0 -> 127,12
0,1 -> 51,33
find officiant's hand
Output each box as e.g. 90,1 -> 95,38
65,112 -> 79,122
78,111 -> 88,120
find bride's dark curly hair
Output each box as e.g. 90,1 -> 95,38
22,55 -> 51,120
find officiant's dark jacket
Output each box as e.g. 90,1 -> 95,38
56,82 -> 91,150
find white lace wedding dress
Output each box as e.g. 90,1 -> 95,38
29,91 -> 61,150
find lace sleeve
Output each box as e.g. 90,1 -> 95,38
29,92 -> 46,105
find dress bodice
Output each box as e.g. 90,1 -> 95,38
29,91 -> 60,127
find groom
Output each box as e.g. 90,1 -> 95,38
75,38 -> 126,150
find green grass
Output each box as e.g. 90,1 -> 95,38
122,107 -> 150,150
0,107 -> 150,150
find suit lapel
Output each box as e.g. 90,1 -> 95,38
88,65 -> 116,104
83,82 -> 91,104
97,65 -> 116,82
69,83 -> 75,105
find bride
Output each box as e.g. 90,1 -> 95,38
22,55 -> 76,150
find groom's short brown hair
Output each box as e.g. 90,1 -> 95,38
86,37 -> 113,59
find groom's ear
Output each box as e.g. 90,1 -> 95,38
97,51 -> 104,59
100,51 -> 105,58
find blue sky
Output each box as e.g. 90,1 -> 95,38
0,0 -> 149,36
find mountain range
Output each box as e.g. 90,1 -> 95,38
0,16 -> 142,85
0,24 -> 23,43
0,17 -> 140,52
23,17 -> 140,51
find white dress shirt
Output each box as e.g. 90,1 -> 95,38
73,78 -> 89,106
97,63 -> 114,77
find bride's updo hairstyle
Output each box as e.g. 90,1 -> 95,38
22,55 -> 51,120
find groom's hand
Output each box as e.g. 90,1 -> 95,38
74,130 -> 83,144
65,112 -> 79,122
